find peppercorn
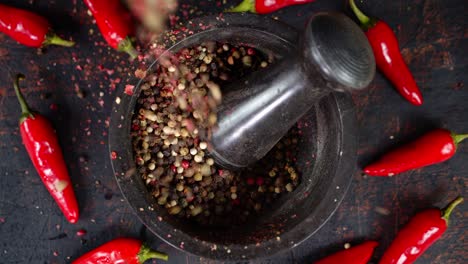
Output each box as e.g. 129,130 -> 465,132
131,42 -> 302,226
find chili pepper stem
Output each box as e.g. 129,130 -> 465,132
118,37 -> 138,60
226,0 -> 256,13
43,34 -> 75,47
138,244 -> 169,262
452,133 -> 468,146
13,74 -> 34,122
441,196 -> 463,224
349,0 -> 376,30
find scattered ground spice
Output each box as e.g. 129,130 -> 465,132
76,229 -> 87,236
131,41 -> 301,227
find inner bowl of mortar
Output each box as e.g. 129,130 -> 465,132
109,13 -> 358,260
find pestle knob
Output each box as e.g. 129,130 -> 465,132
209,12 -> 375,169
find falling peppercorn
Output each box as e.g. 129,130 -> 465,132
131,42 -> 302,226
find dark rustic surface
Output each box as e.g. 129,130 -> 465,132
0,0 -> 466,263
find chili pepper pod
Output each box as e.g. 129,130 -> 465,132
83,0 -> 138,59
0,4 -> 74,48
364,129 -> 468,176
349,0 -> 423,106
380,197 -> 463,264
72,237 -> 168,264
228,0 -> 316,14
315,241 -> 378,264
13,74 -> 79,223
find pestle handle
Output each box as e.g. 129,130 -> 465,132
210,56 -> 322,169
301,12 -> 375,91
210,12 -> 375,170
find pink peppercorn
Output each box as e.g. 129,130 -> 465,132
181,160 -> 190,169
256,177 -> 264,186
76,229 -> 87,236
247,177 -> 255,185
232,198 -> 240,205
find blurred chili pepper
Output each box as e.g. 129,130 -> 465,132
380,197 -> 463,264
72,238 -> 168,264
349,0 -> 423,106
315,241 -> 378,264
364,129 -> 468,176
83,0 -> 138,59
13,74 -> 79,223
0,3 -> 74,47
228,0 -> 316,14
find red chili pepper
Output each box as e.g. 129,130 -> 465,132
83,0 -> 138,59
349,0 -> 423,106
0,4 -> 74,48
380,197 -> 463,264
315,241 -> 378,264
364,129 -> 468,176
228,0 -> 316,14
13,74 -> 79,223
72,237 -> 168,264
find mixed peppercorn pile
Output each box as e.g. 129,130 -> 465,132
131,42 -> 301,226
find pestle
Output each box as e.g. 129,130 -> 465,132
209,12 -> 376,169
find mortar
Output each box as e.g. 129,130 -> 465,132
110,13 -> 364,260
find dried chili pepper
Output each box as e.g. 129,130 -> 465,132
380,197 -> 463,264
13,74 -> 79,223
349,0 -> 423,106
228,0 -> 316,14
0,4 -> 74,48
315,241 -> 378,264
83,0 -> 138,59
72,237 -> 168,264
364,129 -> 468,176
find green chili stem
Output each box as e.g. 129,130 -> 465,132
138,244 -> 169,263
118,37 -> 138,60
349,0 -> 370,25
43,34 -> 75,47
441,196 -> 463,225
226,0 -> 256,13
13,74 -> 30,115
452,133 -> 468,145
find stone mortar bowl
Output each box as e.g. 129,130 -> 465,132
109,13 -> 358,261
